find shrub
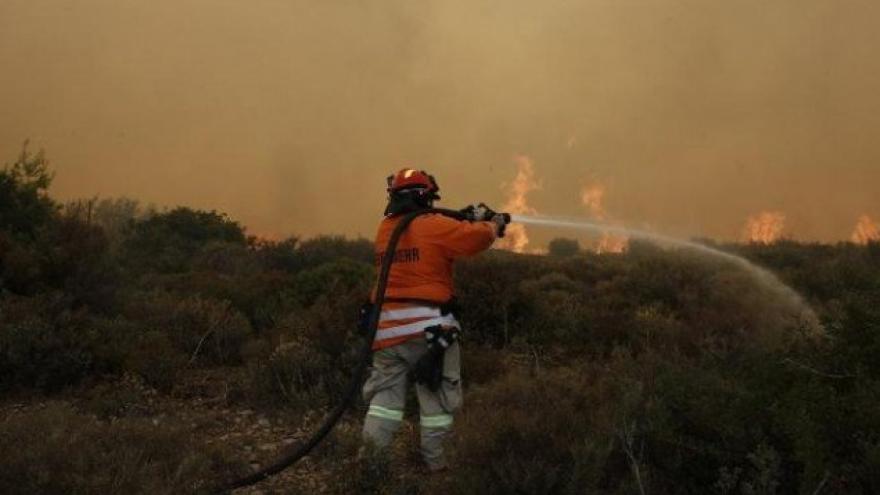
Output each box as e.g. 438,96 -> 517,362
38,211 -> 120,312
0,313 -> 93,392
191,240 -> 260,276
296,235 -> 373,268
123,207 -> 246,273
253,236 -> 300,273
0,141 -> 56,240
548,238 -> 580,257
289,258 -> 373,307
143,269 -> 292,331
248,336 -> 340,409
0,237 -> 44,294
125,292 -> 252,365
441,365 -> 618,495
0,402 -> 241,494
0,295 -> 132,392
328,440 -> 394,495
246,291 -> 365,408
124,331 -> 187,392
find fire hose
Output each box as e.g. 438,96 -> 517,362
217,206 -> 507,493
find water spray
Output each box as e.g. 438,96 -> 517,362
511,214 -> 822,332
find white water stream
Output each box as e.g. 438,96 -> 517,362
512,214 -> 822,333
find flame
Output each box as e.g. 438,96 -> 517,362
497,155 -> 540,253
581,182 -> 628,253
597,232 -> 629,254
743,211 -> 786,244
852,215 -> 880,244
581,184 -> 606,220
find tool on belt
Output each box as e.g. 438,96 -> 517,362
411,325 -> 460,392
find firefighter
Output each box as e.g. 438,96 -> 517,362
361,168 -> 508,472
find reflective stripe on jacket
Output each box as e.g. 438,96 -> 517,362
372,301 -> 460,350
370,213 -> 493,350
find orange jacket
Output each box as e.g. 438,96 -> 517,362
373,213 -> 496,303
371,213 -> 496,349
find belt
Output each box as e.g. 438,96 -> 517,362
375,306 -> 460,343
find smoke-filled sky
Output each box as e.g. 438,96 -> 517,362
2,0 -> 878,243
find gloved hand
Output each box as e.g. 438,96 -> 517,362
461,203 -> 497,222
491,213 -> 511,238
460,203 -> 511,238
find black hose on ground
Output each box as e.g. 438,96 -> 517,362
217,208 -> 467,493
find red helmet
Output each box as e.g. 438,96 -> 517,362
386,168 -> 440,197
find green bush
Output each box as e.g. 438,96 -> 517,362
122,207 -> 246,274
0,141 -> 56,240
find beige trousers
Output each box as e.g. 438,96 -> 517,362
362,336 -> 462,470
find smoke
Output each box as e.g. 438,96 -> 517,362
1,0 -> 879,242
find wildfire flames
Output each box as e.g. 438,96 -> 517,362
581,182 -> 628,254
852,215 -> 880,244
493,162 -> 874,251
743,211 -> 786,244
580,184 -> 606,219
496,155 -> 540,253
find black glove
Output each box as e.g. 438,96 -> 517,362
491,213 -> 511,238
412,325 -> 460,392
461,203 -> 498,222
461,203 -> 511,238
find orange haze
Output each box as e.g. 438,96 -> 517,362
2,1 -> 879,244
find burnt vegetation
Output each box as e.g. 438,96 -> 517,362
1,146 -> 879,494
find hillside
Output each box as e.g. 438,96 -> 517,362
2,149 -> 879,494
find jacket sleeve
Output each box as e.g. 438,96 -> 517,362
424,215 -> 496,258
